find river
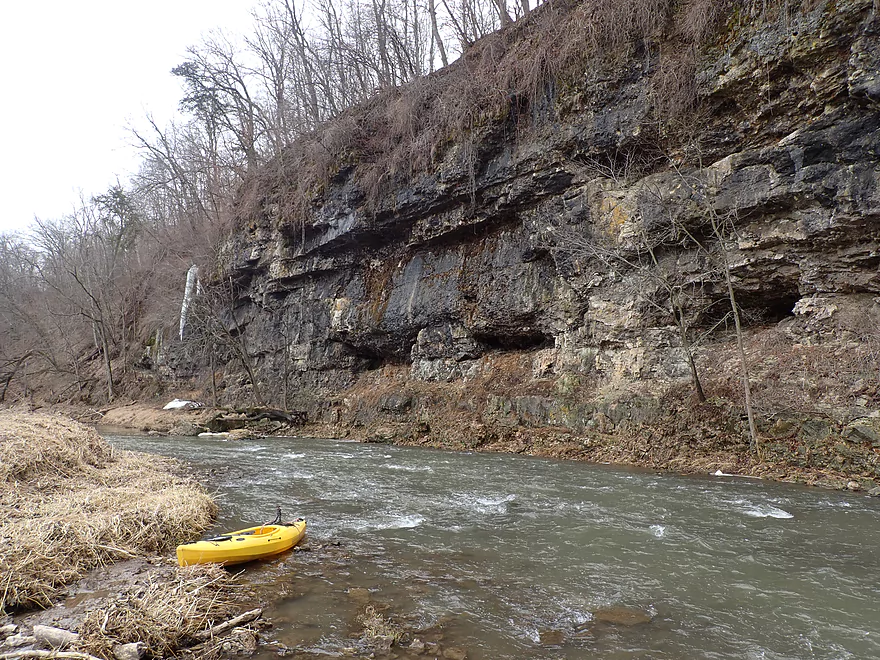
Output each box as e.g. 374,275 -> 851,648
104,432 -> 880,659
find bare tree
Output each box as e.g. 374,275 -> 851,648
26,188 -> 142,402
549,145 -> 765,453
708,210 -> 759,450
173,33 -> 270,176
549,159 -> 713,403
182,277 -> 267,407
427,0 -> 449,67
0,235 -> 41,402
661,162 -> 761,452
3,0 -> 558,407
494,0 -> 512,26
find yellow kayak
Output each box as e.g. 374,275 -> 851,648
176,519 -> 306,566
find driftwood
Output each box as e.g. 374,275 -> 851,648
1,610 -> 261,660
31,627 -> 79,650
192,608 -> 262,641
208,407 -> 306,432
0,652 -> 104,660
233,407 -> 295,422
0,637 -> 35,649
111,642 -> 145,660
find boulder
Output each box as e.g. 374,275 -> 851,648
113,642 -> 146,660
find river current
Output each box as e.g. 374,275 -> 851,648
104,432 -> 880,659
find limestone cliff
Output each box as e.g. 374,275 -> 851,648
200,0 -> 880,486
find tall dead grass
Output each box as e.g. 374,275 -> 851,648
0,413 -> 113,483
0,413 -> 217,613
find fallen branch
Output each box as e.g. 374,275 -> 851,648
0,651 -> 105,660
192,608 -> 262,641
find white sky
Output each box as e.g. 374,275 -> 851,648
0,0 -> 259,235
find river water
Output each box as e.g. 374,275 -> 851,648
104,432 -> 880,659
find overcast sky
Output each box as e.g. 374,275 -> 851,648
0,0 -> 258,235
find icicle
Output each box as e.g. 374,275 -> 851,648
179,265 -> 199,340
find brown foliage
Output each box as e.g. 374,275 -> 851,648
699,317 -> 880,420
679,0 -> 727,44
238,0 -> 811,239
238,0 -> 678,232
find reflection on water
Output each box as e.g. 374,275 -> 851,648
105,432 -> 880,659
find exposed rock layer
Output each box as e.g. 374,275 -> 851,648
197,0 -> 880,483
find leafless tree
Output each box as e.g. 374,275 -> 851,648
549,144 -> 764,453
26,189 -> 141,401
5,0 -> 556,406
0,236 -> 40,402
550,157 -> 714,403
181,277 -> 267,407
173,34 -> 272,176
661,162 -> 760,452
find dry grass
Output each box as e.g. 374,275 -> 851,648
694,318 -> 880,421
77,564 -> 239,658
357,604 -> 404,649
0,412 -> 217,613
0,413 -> 113,483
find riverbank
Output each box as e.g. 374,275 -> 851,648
0,413 -> 263,658
95,396 -> 880,494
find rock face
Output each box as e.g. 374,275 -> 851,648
202,0 -> 878,468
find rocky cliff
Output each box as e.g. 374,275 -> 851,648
199,0 -> 880,486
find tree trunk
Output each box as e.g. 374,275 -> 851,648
495,0 -> 513,26
0,352 -> 32,403
713,221 -> 758,452
373,0 -> 393,86
428,0 -> 448,67
210,350 -> 218,407
726,274 -> 758,452
675,310 -> 706,403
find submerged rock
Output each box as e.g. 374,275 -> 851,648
591,606 -> 654,627
538,629 -> 565,646
442,646 -> 467,660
